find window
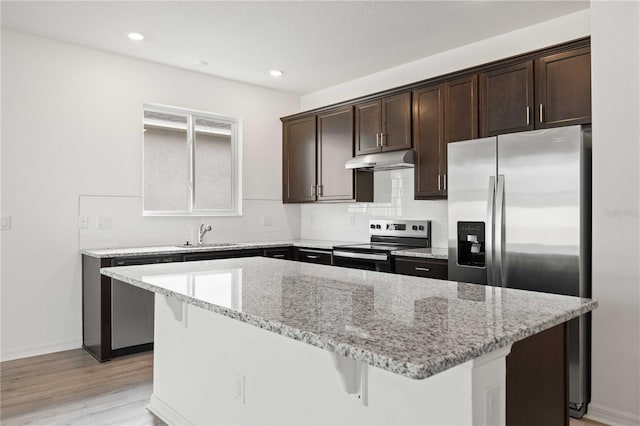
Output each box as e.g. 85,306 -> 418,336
143,104 -> 241,216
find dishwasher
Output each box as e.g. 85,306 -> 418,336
111,255 -> 182,355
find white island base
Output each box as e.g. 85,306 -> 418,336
149,295 -> 511,426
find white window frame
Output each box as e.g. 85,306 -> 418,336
142,103 -> 242,216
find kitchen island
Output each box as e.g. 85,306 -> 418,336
102,257 -> 596,425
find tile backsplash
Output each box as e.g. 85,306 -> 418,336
300,169 -> 449,247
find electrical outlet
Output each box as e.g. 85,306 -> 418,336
1,216 -> 11,230
96,216 -> 112,230
261,215 -> 273,227
348,214 -> 356,226
78,216 -> 89,229
486,384 -> 500,425
234,373 -> 245,404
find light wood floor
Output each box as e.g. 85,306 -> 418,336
1,348 -> 609,425
1,349 -> 164,425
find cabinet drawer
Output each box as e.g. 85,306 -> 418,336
183,249 -> 262,262
296,248 -> 332,265
394,257 -> 448,280
263,247 -> 292,260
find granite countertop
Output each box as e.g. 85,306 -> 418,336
101,257 -> 596,380
391,247 -> 449,260
81,239 -> 361,258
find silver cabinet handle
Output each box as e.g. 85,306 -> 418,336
539,104 -> 544,123
318,184 -> 323,197
311,185 -> 317,197
273,254 -> 285,258
376,133 -> 380,147
526,106 -> 530,125
415,267 -> 431,272
438,174 -> 441,191
444,174 -> 447,191
306,255 -> 319,259
381,133 -> 386,147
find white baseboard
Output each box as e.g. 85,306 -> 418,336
586,403 -> 640,426
148,394 -> 193,426
0,340 -> 81,362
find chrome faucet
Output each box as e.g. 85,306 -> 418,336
198,224 -> 212,245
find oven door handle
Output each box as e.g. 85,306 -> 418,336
332,250 -> 388,261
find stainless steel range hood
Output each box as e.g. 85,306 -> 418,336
345,149 -> 414,171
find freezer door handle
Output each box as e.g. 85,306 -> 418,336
495,175 -> 505,286
486,176 -> 496,285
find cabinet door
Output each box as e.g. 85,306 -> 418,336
413,84 -> 445,199
283,116 -> 317,203
381,92 -> 412,151
535,47 -> 591,128
317,106 -> 356,201
480,62 -> 534,136
444,75 -> 478,196
444,75 -> 479,144
355,100 -> 382,155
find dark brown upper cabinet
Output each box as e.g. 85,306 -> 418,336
480,62 -> 534,137
535,47 -> 591,128
317,106 -> 372,201
355,92 -> 411,155
282,115 -> 317,203
282,108 -> 372,204
444,75 -> 478,144
413,84 -> 446,199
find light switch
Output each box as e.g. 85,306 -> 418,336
1,216 -> 11,230
78,216 -> 89,229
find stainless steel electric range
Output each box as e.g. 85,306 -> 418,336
332,219 -> 431,272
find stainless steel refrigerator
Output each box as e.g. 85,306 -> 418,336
447,125 -> 592,418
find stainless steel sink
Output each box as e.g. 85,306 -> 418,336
175,243 -> 240,249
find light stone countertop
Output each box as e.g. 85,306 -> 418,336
390,247 -> 449,260
81,239 -> 361,258
101,257 -> 596,380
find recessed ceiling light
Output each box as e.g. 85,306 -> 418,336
269,69 -> 284,77
193,61 -> 208,66
127,32 -> 145,41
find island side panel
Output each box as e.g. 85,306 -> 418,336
506,323 -> 568,426
151,294 -> 509,426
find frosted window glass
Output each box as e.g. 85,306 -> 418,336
143,126 -> 189,211
194,132 -> 232,210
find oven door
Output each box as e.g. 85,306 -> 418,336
332,250 -> 392,272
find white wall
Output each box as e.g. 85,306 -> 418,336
0,29 -> 300,361
588,2 -> 640,425
301,5 -> 640,424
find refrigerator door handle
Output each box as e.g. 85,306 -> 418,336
495,175 -> 505,286
486,176 -> 496,285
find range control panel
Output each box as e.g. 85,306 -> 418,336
368,219 -> 431,238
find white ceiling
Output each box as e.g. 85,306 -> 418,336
1,1 -> 589,95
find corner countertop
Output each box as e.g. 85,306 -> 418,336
390,247 -> 449,260
101,257 -> 596,380
80,239 -> 361,259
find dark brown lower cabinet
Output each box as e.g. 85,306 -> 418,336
263,247 -> 293,260
507,323 -> 568,426
83,248 -> 268,362
393,257 -> 448,280
293,247 -> 333,265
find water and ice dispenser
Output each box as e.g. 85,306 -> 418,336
457,222 -> 486,268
